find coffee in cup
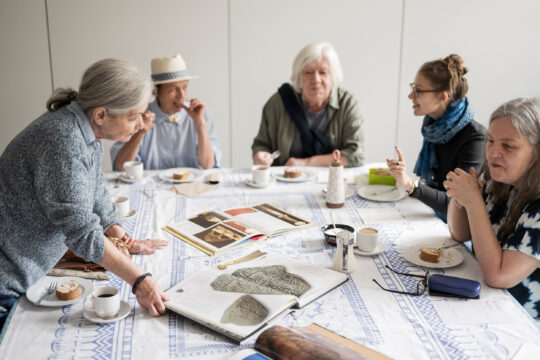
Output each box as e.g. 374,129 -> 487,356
356,227 -> 379,252
111,196 -> 129,218
251,165 -> 270,186
84,286 -> 120,318
124,161 -> 144,179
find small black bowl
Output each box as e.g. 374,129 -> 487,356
321,224 -> 355,245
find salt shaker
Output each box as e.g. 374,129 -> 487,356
334,230 -> 356,273
332,232 -> 344,272
326,149 -> 345,208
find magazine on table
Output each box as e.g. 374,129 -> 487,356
163,203 -> 315,255
164,253 -> 348,343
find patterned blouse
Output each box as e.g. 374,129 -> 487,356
483,180 -> 540,318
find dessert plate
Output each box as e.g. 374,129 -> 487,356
83,300 -> 131,324
26,276 -> 93,307
158,168 -> 203,183
272,169 -> 316,183
353,242 -> 387,256
357,185 -> 407,202
403,245 -> 464,268
245,178 -> 276,188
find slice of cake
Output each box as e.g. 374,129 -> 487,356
173,171 -> 190,180
419,247 -> 443,263
283,168 -> 302,178
56,280 -> 81,301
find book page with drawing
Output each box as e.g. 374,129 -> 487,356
163,203 -> 314,255
164,254 -> 347,343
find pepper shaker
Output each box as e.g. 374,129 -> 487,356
332,232 -> 344,272
326,149 -> 345,208
334,230 -> 356,273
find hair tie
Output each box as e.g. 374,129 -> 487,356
68,90 -> 78,101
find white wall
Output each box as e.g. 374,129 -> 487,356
1,0 -> 540,171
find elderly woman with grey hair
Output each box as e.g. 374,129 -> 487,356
252,42 -> 365,167
445,97 -> 540,318
0,58 -> 169,330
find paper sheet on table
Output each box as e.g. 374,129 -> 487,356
356,207 -> 405,224
393,224 -> 454,247
432,297 -> 517,325
318,171 -> 357,184
170,182 -> 215,197
512,342 -> 540,360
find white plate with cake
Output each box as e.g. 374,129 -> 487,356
272,168 -> 316,183
403,245 -> 464,268
158,168 -> 203,183
26,276 -> 93,306
357,185 -> 407,202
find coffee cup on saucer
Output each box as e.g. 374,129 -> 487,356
84,286 -> 120,318
123,161 -> 144,180
111,196 -> 130,218
356,227 -> 379,252
251,165 -> 270,186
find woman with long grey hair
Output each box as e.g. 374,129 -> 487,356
445,97 -> 540,318
0,58 -> 169,331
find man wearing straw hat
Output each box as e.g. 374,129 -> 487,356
111,54 -> 221,171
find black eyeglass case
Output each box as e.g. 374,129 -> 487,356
428,274 -> 481,299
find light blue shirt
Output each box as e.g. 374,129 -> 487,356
110,100 -> 221,170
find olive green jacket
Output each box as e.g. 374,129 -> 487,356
251,87 -> 365,166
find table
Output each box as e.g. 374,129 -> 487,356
1,166 -> 539,359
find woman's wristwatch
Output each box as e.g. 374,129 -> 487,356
406,178 -> 419,195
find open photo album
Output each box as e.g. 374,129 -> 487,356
164,253 -> 348,343
163,203 -> 315,255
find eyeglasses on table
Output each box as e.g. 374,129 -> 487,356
372,265 -> 429,296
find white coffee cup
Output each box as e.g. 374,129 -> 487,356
251,165 -> 270,186
112,196 -> 129,218
124,161 -> 144,179
356,227 -> 379,252
84,286 -> 120,318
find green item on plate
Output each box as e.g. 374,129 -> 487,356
369,168 -> 396,186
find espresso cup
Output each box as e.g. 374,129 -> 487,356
84,286 -> 120,318
251,165 -> 270,186
112,196 -> 129,218
124,161 -> 144,179
356,227 -> 379,252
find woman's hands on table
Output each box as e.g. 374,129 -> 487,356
129,239 -> 168,255
135,275 -> 169,316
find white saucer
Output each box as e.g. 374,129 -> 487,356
245,178 -> 276,188
118,209 -> 136,221
118,174 -> 146,183
353,242 -> 387,256
273,168 -> 316,183
83,300 -> 131,324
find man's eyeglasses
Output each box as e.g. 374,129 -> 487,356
409,83 -> 440,97
372,265 -> 429,296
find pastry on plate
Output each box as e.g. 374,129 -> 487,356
173,171 -> 190,180
283,168 -> 302,178
419,247 -> 442,263
56,280 -> 81,301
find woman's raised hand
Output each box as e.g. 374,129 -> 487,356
386,146 -> 415,193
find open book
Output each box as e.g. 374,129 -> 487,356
227,324 -> 391,360
164,253 -> 348,343
163,203 -> 314,255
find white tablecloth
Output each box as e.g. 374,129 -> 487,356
1,166 -> 539,359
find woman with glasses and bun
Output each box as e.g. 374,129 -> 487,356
445,98 -> 540,319
386,54 -> 486,221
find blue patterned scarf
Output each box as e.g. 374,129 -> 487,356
413,97 -> 474,183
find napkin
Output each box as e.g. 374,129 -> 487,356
170,182 -> 216,197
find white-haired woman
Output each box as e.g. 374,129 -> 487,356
0,59 -> 169,330
252,42 -> 364,167
445,97 -> 540,318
